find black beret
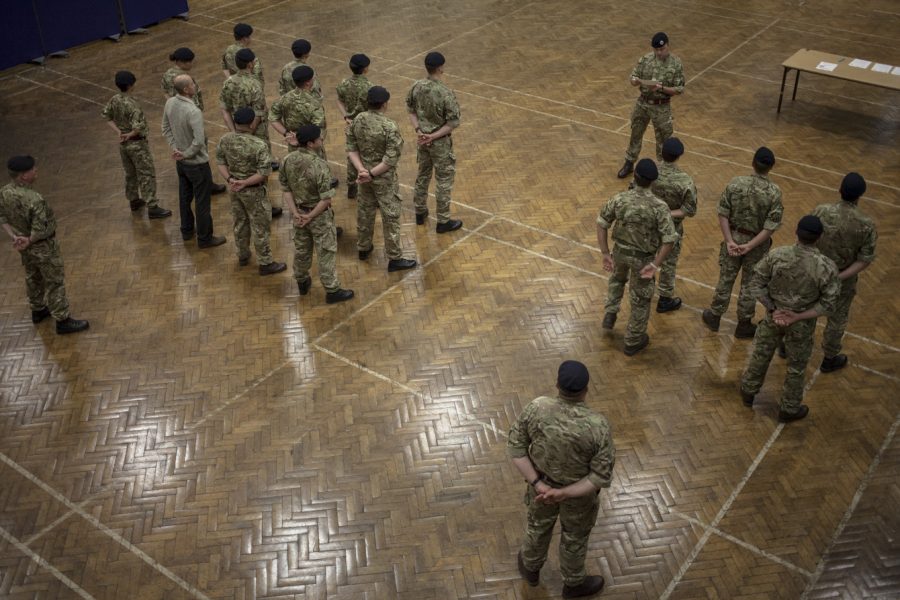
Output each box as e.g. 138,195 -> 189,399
235,48 -> 255,63
296,124 -> 321,145
662,137 -> 684,157
424,51 -> 445,67
840,172 -> 866,201
797,215 -> 824,236
234,23 -> 253,38
7,155 -> 35,173
652,32 -> 669,48
233,107 -> 255,125
754,146 -> 775,167
349,53 -> 370,68
558,360 -> 590,394
291,39 -> 311,55
367,85 -> 390,104
115,70 -> 136,87
292,65 -> 314,84
635,158 -> 659,181
171,47 -> 194,62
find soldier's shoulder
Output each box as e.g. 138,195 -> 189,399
669,54 -> 684,67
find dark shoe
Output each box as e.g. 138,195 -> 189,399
297,277 -> 311,295
181,230 -> 195,241
416,209 -> 429,225
56,317 -> 89,335
820,354 -> 848,373
259,261 -> 287,276
358,246 -> 373,260
198,235 -> 227,249
617,160 -> 634,179
624,334 -> 650,356
656,296 -> 682,313
517,551 -> 539,587
211,183 -> 227,195
31,307 -> 51,323
325,289 -> 355,304
330,177 -> 340,189
777,342 -> 786,359
130,199 -> 146,211
347,183 -> 358,199
734,319 -> 756,339
387,258 -> 417,272
562,575 -> 605,598
701,309 -> 720,332
741,389 -> 755,407
148,206 -> 172,219
238,256 -> 249,267
602,312 -> 617,330
436,219 -> 463,234
271,207 -> 283,219
778,404 -> 809,423
271,160 -> 280,172
336,226 -> 343,238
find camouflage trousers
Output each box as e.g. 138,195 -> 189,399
358,173 -> 403,260
414,136 -> 455,224
741,314 -> 815,415
605,247 -> 656,346
709,237 -> 771,321
119,139 -> 157,207
230,186 -> 274,266
344,126 -> 358,186
520,484 -> 599,587
625,100 -> 673,162
293,207 -> 340,293
252,119 -> 272,150
657,233 -> 682,298
823,275 -> 856,358
20,238 -> 70,321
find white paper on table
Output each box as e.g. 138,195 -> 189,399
872,63 -> 893,73
848,58 -> 871,69
816,61 -> 838,72
891,66 -> 900,76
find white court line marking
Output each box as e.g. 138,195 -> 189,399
687,19 -> 780,85
193,360 -> 292,428
0,453 -> 212,600
852,363 -> 900,382
0,525 -> 95,599
23,509 -> 77,546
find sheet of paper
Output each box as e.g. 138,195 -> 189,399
891,66 -> 900,76
872,63 -> 893,73
816,61 -> 838,72
848,58 -> 871,69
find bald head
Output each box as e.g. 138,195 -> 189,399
173,74 -> 195,96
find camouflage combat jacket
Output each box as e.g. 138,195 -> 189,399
812,200 -> 877,271
597,187 -> 678,255
405,77 -> 460,134
749,244 -> 840,314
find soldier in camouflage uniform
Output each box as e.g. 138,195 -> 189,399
702,147 -> 783,338
650,137 -> 696,313
278,39 -> 322,99
508,360 -> 614,598
222,23 -> 264,85
348,86 -> 418,273
270,65 -> 336,178
102,71 -> 172,219
336,54 -> 373,199
809,173 -> 877,373
740,216 -> 840,422
0,156 -> 89,334
216,108 -> 286,276
406,52 -> 463,233
597,159 -> 677,356
280,125 -> 354,304
617,32 -> 685,179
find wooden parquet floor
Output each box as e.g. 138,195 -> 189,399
1,0 -> 898,598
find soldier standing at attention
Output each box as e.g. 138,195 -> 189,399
336,54 -> 373,200
102,71 -> 172,219
406,51 -> 463,233
278,39 -> 322,99
348,86 -> 417,272
649,137 -> 696,313
222,23 -> 263,85
740,216 -> 839,422
509,360 -> 614,599
810,173 -> 877,373
0,156 -> 89,334
280,125 -> 354,304
216,108 -> 286,276
702,147 -> 783,338
617,32 -> 685,179
597,159 -> 677,356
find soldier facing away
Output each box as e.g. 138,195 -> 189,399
0,156 -> 89,334
222,23 -> 264,85
278,38 -> 322,99
336,53 -> 374,199
509,360 -> 615,599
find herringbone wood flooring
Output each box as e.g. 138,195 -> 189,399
1,0 -> 898,598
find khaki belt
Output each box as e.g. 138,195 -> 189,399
641,96 -> 671,105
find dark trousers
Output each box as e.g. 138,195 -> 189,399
176,161 -> 214,242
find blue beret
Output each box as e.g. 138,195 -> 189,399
754,146 -> 775,167
7,155 -> 35,172
797,215 -> 823,236
424,52 -> 445,67
558,360 -> 590,394
662,137 -> 684,157
291,39 -> 311,55
170,47 -> 194,62
115,70 -> 136,87
635,158 -> 658,181
235,48 -> 255,63
292,65 -> 314,83
234,23 -> 253,38
840,172 -> 866,201
350,53 -> 370,68
367,86 -> 390,104
652,32 -> 668,48
296,124 -> 321,145
233,107 -> 255,125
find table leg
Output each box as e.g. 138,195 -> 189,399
777,67 -> 789,113
792,70 -> 800,101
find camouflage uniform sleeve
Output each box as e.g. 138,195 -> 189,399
221,51 -> 229,72
717,183 -> 734,218
101,97 -> 114,121
630,55 -> 645,79
315,160 -> 336,201
130,102 -> 147,134
278,161 -> 291,191
29,193 -> 56,241
215,138 -> 227,165
507,401 -> 537,458
671,58 -> 685,94
346,120 -> 359,153
278,66 -> 291,97
596,196 -> 618,229
763,186 -> 784,231
255,141 -> 273,177
312,101 -> 326,129
382,123 -> 403,167
444,89 -> 461,128
268,96 -> 283,124
587,419 -> 615,489
219,84 -> 230,110
657,205 -> 678,245
405,83 -> 418,114
252,83 -> 267,117
812,259 -> 840,316
681,181 -> 698,218
858,224 -> 877,264
746,252 -> 774,304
